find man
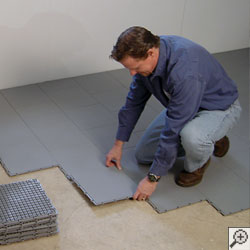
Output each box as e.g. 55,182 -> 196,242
106,26 -> 241,201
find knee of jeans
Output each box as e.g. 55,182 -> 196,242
180,126 -> 213,154
135,145 -> 144,163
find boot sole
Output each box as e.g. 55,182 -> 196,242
176,178 -> 202,187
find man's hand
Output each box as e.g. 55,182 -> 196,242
106,140 -> 124,170
133,177 -> 158,201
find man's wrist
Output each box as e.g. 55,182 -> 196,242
114,139 -> 124,148
147,172 -> 161,182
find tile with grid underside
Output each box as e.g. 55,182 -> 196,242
0,225 -> 58,240
0,179 -> 58,245
0,179 -> 57,227
0,215 -> 57,232
0,221 -> 58,235
0,230 -> 58,245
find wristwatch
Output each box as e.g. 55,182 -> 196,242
147,172 -> 161,182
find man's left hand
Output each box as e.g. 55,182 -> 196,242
133,177 -> 158,201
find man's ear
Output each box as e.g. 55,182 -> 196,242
147,48 -> 155,57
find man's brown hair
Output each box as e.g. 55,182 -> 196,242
110,26 -> 160,61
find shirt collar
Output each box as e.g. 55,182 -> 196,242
149,38 -> 168,81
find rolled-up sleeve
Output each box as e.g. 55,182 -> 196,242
116,76 -> 152,142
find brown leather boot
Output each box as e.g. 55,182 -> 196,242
213,136 -> 230,157
176,158 -> 211,187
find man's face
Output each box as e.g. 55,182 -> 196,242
120,48 -> 159,77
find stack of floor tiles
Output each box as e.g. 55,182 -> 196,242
0,179 -> 58,245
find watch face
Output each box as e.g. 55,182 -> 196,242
148,173 -> 158,182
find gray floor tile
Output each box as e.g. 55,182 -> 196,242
213,49 -> 249,83
1,85 -> 136,205
39,80 -> 97,109
0,49 -> 249,215
0,93 -> 57,175
211,133 -> 249,184
121,149 -> 204,213
149,159 -> 205,213
128,131 -> 145,149
215,49 -> 250,143
1,85 -> 49,109
121,148 -> 150,182
74,72 -> 126,94
93,88 -> 128,112
134,104 -> 159,132
82,123 -> 118,154
148,179 -> 204,213
117,47 -> 250,215
107,69 -> 132,89
147,96 -> 166,113
63,104 -> 117,130
84,123 -> 142,154
196,163 -> 250,215
229,104 -> 249,144
2,86 -> 91,151
38,78 -> 79,93
59,153 -> 136,204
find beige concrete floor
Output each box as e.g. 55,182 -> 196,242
0,165 -> 249,250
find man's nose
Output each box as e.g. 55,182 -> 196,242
129,70 -> 137,76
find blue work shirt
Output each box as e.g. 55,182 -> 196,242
116,36 -> 238,176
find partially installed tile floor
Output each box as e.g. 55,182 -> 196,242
0,49 -> 249,214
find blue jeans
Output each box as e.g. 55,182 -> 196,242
135,99 -> 241,172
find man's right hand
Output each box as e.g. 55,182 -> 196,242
105,140 -> 124,170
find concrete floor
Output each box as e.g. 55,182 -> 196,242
0,165 -> 249,250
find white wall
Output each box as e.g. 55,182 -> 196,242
182,0 -> 250,53
0,0 -> 249,89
